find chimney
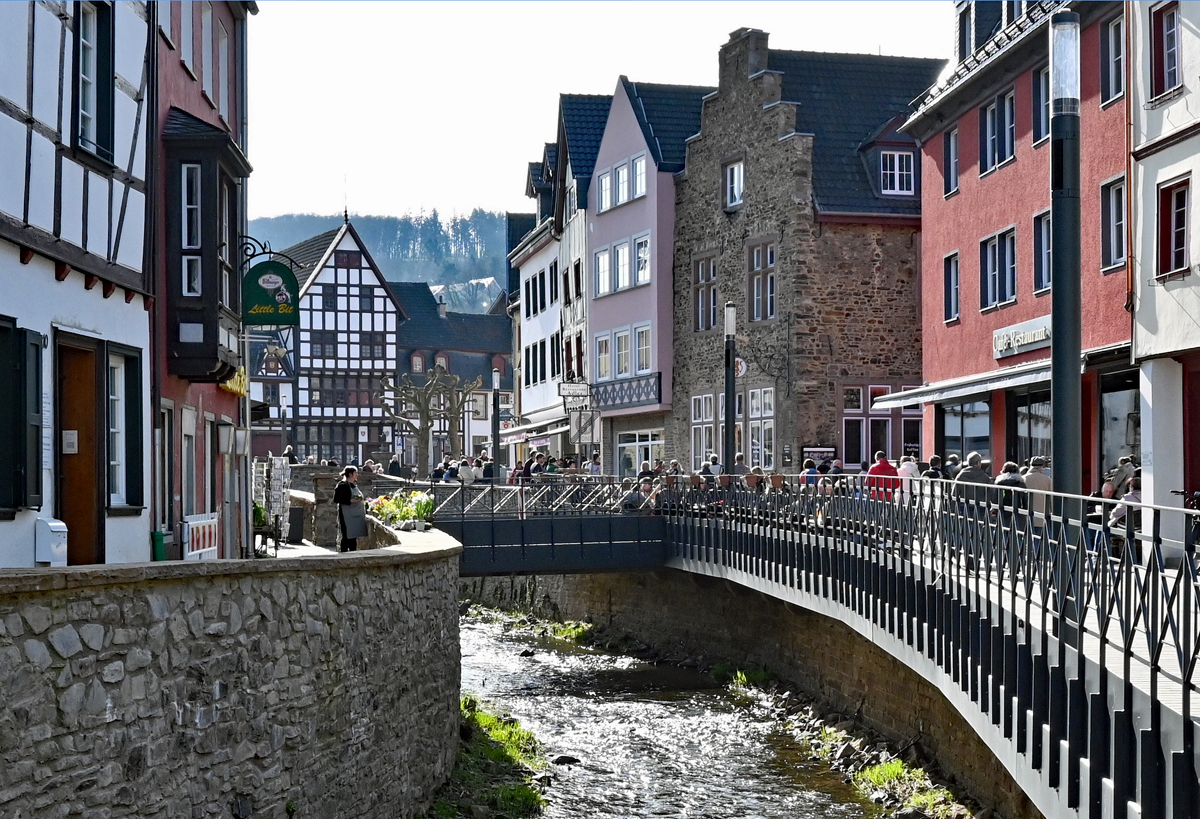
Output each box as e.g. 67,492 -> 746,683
437,296 -> 447,318
719,28 -> 769,91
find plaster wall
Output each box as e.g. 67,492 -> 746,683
516,237 -> 564,422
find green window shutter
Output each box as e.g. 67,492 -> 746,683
123,354 -> 143,507
17,329 -> 44,508
0,323 -> 17,509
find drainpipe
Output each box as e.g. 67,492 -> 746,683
1125,0 -> 1136,351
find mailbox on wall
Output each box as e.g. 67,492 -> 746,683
35,518 -> 67,566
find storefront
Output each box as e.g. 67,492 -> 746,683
614,430 -> 664,477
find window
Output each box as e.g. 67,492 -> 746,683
599,172 -> 612,211
523,346 -> 530,387
182,429 -> 196,516
549,261 -> 559,303
1032,67 -> 1050,142
748,242 -> 776,321
1158,178 -> 1189,277
435,354 -> 448,371
690,394 -> 715,472
334,250 -> 361,268
561,262 -> 571,305
1151,3 -> 1181,99
957,6 -> 971,61
201,2 -> 213,100
538,269 -> 547,312
156,405 -> 173,532
944,253 -> 960,321
633,155 -> 647,197
359,286 -> 374,311
76,1 -> 113,161
523,278 -> 532,318
182,164 -> 202,296
1033,212 -> 1052,291
106,347 -> 143,508
634,236 -> 650,284
594,249 -> 611,296
693,258 -> 718,331
940,401 -> 991,463
596,335 -> 611,381
980,229 -> 1016,308
725,161 -> 744,207
219,182 -> 233,306
635,325 -> 651,374
217,22 -> 229,120
359,332 -> 385,358
1101,16 -> 1125,103
614,243 -> 630,290
538,342 -> 546,384
746,387 -> 776,469
1102,179 -> 1126,269
614,330 -> 631,378
0,324 -> 44,510
180,0 -> 193,70
550,331 -> 562,379
615,164 -> 629,205
880,151 -> 914,195
411,353 -> 424,373
1005,1 -> 1021,24
944,127 -> 959,195
322,289 -> 337,312
573,261 -> 582,302
980,90 -> 1015,172
310,330 -> 338,358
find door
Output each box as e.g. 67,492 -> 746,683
57,339 -> 103,565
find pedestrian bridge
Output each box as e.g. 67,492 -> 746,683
428,474 -> 1200,819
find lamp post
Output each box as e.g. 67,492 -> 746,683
724,301 -> 736,474
1050,11 -> 1081,496
491,367 -> 502,479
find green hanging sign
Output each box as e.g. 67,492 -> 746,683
242,260 -> 300,326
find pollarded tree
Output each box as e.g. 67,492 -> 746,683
377,364 -> 482,475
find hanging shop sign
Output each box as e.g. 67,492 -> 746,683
242,261 -> 300,326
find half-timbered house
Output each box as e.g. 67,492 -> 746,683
0,1 -> 153,566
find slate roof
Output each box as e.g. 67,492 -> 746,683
621,78 -> 715,173
505,212 -> 536,298
543,143 -> 557,176
162,106 -> 252,176
770,50 -> 945,216
526,161 -> 551,197
390,281 -> 512,355
559,94 -> 612,202
274,227 -> 342,291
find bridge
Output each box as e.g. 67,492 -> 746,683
426,474 -> 1200,819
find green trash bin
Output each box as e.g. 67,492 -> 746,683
151,531 -> 166,562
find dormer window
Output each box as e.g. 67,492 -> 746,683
435,355 -> 448,370
411,353 -> 424,373
880,151 -> 914,195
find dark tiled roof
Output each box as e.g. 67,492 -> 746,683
162,106 -> 252,176
543,143 -> 557,176
770,50 -> 945,216
526,161 -> 551,196
391,281 -> 512,355
274,227 -> 341,291
560,94 -> 612,202
505,213 -> 536,298
621,78 -> 715,173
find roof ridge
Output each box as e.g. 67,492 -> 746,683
769,47 -> 944,63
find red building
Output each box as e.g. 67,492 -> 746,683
150,1 -> 257,558
883,0 -> 1134,491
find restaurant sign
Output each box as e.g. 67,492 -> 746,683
242,261 -> 300,326
992,315 -> 1051,359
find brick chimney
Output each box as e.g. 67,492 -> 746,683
720,28 -> 769,91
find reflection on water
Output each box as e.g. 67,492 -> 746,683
461,618 -> 874,818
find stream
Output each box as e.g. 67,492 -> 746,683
460,615 -> 881,818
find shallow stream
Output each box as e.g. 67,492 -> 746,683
460,616 -> 880,818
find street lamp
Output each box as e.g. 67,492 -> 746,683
724,301 -> 736,474
491,367 -> 502,480
1050,10 -> 1081,495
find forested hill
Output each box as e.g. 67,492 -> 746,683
248,210 -> 507,312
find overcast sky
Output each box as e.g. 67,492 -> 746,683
247,1 -> 954,221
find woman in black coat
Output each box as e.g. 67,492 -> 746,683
333,466 -> 366,552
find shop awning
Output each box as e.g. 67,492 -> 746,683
872,360 -> 1052,410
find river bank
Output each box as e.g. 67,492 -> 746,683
446,605 -> 981,819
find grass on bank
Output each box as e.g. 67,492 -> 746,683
430,695 -> 546,818
708,661 -> 772,688
851,753 -> 956,817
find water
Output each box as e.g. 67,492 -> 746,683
460,616 -> 877,819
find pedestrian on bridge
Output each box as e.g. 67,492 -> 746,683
334,466 -> 367,553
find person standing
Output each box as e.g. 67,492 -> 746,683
589,453 -> 602,476
283,445 -> 298,465
866,451 -> 900,499
387,454 -> 403,477
334,466 -> 367,552
921,455 -> 944,480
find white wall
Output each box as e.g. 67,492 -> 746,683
517,239 -> 564,421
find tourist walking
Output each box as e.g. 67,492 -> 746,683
334,466 -> 367,552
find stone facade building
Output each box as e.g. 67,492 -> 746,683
667,29 -> 944,473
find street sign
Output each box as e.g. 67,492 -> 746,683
243,261 -> 300,326
558,382 -> 591,398
569,410 -> 600,444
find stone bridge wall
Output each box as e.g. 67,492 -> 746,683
0,544 -> 461,819
462,569 -> 1041,819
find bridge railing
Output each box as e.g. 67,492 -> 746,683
422,474 -> 663,521
655,472 -> 1200,818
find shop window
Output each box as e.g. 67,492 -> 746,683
1010,391 -> 1051,466
940,400 -> 991,463
1100,370 -> 1140,477
690,394 -> 715,472
616,431 -> 664,478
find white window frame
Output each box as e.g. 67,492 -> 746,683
725,161 -> 744,207
79,2 -> 98,150
411,353 -> 423,373
765,270 -> 775,320
1102,178 -> 1126,269
614,328 -> 631,378
1034,212 -> 1052,291
1105,17 -> 1124,103
595,334 -> 611,381
180,0 -> 193,70
217,20 -> 229,121
614,242 -> 630,290
945,127 -> 959,195
944,253 -> 960,322
634,234 -> 651,285
615,163 -> 629,205
182,164 -> 202,297
880,151 -> 915,195
1160,4 -> 1181,95
633,155 -> 647,198
598,172 -> 612,211
1034,67 -> 1050,143
201,2 -> 213,100
595,249 -> 611,296
108,355 -> 125,505
634,324 -> 651,374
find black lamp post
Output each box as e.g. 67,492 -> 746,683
491,367 -> 502,478
724,301 -> 736,473
1050,11 -> 1082,496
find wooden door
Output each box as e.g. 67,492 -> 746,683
58,341 -> 103,565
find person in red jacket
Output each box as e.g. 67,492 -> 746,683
865,451 -> 900,500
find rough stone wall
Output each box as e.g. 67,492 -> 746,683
667,29 -> 922,471
309,474 -> 408,548
462,570 -> 1039,819
0,547 -> 461,819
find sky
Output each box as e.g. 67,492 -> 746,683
247,1 -> 955,221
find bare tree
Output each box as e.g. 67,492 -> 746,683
377,364 -> 483,475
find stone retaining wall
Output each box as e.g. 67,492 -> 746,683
462,570 -> 1040,819
308,474 -> 407,548
0,544 -> 462,818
